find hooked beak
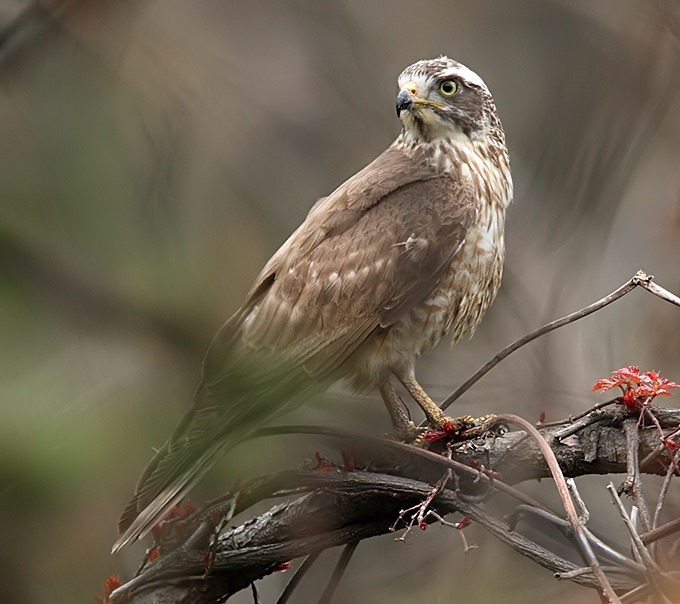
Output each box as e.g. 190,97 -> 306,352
396,89 -> 412,117
396,82 -> 444,117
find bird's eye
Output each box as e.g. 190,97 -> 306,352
439,80 -> 458,96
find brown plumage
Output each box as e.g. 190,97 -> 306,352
113,56 -> 513,552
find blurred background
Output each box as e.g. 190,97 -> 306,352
1,1 -> 679,602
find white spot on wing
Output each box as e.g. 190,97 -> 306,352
404,233 -> 418,251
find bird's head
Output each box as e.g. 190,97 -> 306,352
396,57 -> 499,144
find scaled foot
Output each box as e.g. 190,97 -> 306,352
385,420 -> 425,444
420,413 -> 498,444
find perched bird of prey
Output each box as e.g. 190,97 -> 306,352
113,56 -> 512,552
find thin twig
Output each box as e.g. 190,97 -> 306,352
640,442 -> 670,470
496,399 -> 618,469
607,484 -> 663,576
201,493 -> 239,578
650,451 -> 678,562
557,566 -> 642,580
317,543 -> 358,604
439,271 -> 652,411
539,399 -> 619,428
637,413 -> 680,492
553,409 -> 615,442
638,278 -> 680,308
567,478 -> 590,524
439,271 -> 680,413
252,424 -> 550,511
640,426 -> 680,470
276,553 -> 321,604
652,453 -> 679,531
391,467 -> 453,540
494,414 -> 622,603
619,581 -> 659,604
621,419 -> 653,532
642,517 -> 680,547
507,504 -> 644,574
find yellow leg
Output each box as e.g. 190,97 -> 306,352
399,376 -> 448,427
398,374 -> 479,432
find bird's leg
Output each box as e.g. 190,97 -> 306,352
398,373 -> 475,432
399,375 -> 447,426
379,381 -> 422,442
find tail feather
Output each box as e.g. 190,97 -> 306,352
113,303 -> 332,554
113,368 -> 313,552
112,438 -> 235,552
113,381 -> 248,552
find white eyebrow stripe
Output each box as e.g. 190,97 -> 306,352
440,64 -> 487,89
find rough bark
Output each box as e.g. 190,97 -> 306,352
109,404 -> 680,604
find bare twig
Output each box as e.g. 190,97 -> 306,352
553,406 -> 616,442
276,553 -> 321,604
607,483 -> 663,575
640,429 -> 680,470
638,278 -> 680,308
619,582 -> 661,604
495,414 -> 621,603
111,405 -> 680,603
652,453 -> 679,532
202,494 -> 239,578
621,419 -> 653,532
317,543 -> 358,604
642,517 -> 680,547
507,504 -> 644,574
391,468 -> 452,540
539,399 -> 620,428
567,478 -> 590,524
252,424 -> 550,510
439,271 -> 680,413
440,271 -> 653,411
650,452 -> 679,562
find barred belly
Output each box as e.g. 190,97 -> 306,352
348,201 -> 505,391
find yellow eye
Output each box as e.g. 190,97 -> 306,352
439,80 -> 458,96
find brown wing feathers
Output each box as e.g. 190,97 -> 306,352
114,145 -> 475,551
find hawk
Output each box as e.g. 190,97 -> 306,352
113,56 -> 512,551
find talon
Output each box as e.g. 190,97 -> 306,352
422,414 -> 498,443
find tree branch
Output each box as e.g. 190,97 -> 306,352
110,404 -> 680,604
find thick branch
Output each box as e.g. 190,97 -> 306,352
110,405 -> 680,604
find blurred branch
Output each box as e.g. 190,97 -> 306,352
0,224 -> 203,358
0,0 -> 140,67
0,1 -> 53,64
110,404 -> 680,604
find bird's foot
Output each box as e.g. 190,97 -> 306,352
385,420 -> 426,444
420,413 -> 497,444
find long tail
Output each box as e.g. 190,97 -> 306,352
113,301 -> 330,554
113,351 -> 319,552
112,382 -> 247,552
